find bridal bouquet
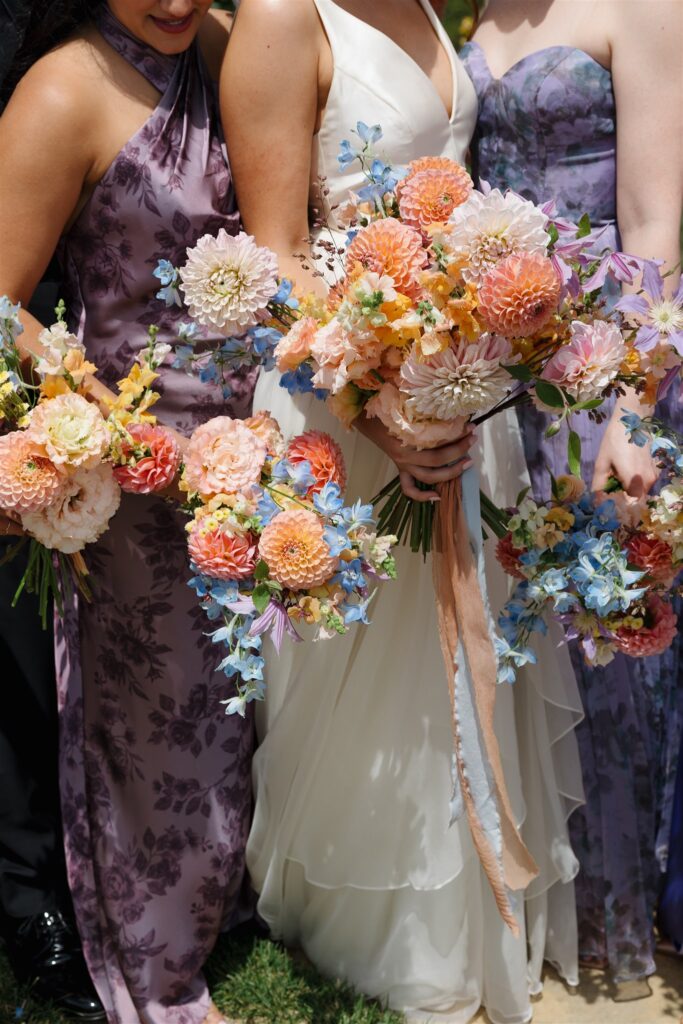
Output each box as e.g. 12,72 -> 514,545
180,411 -> 397,716
494,415 -> 683,682
0,297 -> 181,623
273,125 -> 682,552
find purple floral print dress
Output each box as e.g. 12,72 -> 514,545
54,9 -> 256,1022
461,41 -> 683,983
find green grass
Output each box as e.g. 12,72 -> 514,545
1,925 -> 405,1024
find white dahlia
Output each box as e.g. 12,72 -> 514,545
28,392 -> 110,470
400,333 -> 513,419
179,229 -> 279,334
446,189 -> 550,287
22,463 -> 121,553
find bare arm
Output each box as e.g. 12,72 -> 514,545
592,1 -> 683,495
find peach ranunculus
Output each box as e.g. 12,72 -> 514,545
287,430 -> 347,495
478,251 -> 561,338
345,219 -> 428,301
113,423 -> 182,495
258,508 -> 339,589
275,316 -> 318,373
28,392 -> 109,470
541,319 -> 627,403
184,417 -> 267,498
310,321 -> 383,395
0,433 -> 65,514
188,523 -> 258,581
244,410 -> 287,457
365,382 -> 466,450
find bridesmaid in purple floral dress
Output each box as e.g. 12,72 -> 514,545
461,0 -> 683,993
0,3 -> 255,1022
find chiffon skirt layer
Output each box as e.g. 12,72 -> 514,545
247,374 -> 585,1023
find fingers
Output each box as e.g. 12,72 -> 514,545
399,471 -> 439,502
590,453 -> 612,494
407,430 -> 477,469
409,457 -> 474,485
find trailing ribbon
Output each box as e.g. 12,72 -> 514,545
432,474 -> 538,933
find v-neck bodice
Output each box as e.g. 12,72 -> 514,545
311,0 -> 477,210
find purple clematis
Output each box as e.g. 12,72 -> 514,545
617,260 -> 683,354
580,248 -> 645,293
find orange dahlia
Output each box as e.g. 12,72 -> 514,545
345,219 -> 427,300
398,167 -> 473,233
401,156 -> 467,181
188,525 -> 258,581
478,252 -> 561,338
614,595 -> 677,658
624,532 -> 677,585
0,433 -> 65,514
258,508 -> 338,590
287,430 -> 347,495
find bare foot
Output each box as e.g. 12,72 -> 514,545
613,978 -> 652,1002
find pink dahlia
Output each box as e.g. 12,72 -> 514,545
188,524 -> 258,581
614,594 -> 678,658
184,417 -> 267,498
113,423 -> 181,495
478,252 -> 561,338
496,532 -> 527,580
398,165 -> 473,233
258,508 -> 338,590
287,430 -> 347,495
541,320 -> 627,403
624,532 -> 677,585
0,433 -> 65,515
345,219 -> 428,300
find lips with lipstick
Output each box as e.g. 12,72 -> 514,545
149,12 -> 195,34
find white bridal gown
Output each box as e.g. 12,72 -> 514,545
249,2 -> 585,1021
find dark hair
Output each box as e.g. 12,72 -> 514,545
1,0 -> 104,108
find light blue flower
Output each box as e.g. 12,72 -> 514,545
356,121 -> 383,146
337,139 -> 357,170
333,557 -> 366,594
344,595 -> 374,626
272,457 -> 316,495
153,259 -> 182,307
340,499 -> 375,532
620,410 -> 649,448
323,522 -> 351,558
314,481 -> 344,516
256,490 -> 280,527
280,362 -> 328,399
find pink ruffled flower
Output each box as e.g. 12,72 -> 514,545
184,417 -> 267,498
22,463 -> 120,553
614,594 -> 678,658
0,433 -> 65,514
275,317 -> 318,372
188,524 -> 258,581
311,322 -> 382,394
28,392 -> 109,470
244,411 -> 286,457
541,320 -> 627,403
113,424 -> 181,495
478,252 -> 561,338
365,382 -> 466,450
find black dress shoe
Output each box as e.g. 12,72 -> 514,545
3,910 -> 106,1022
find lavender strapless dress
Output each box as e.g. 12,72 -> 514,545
461,41 -> 683,982
55,10 -> 255,1022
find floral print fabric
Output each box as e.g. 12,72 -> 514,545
461,41 -> 683,981
55,9 -> 256,1022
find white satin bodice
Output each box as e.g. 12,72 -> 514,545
310,0 -> 478,210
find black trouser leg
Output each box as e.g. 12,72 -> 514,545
0,541 -> 67,929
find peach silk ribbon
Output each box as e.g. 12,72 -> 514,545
432,476 -> 539,933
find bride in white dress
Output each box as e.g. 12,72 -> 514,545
222,2 -> 584,1021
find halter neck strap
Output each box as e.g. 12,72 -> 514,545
95,4 -> 179,93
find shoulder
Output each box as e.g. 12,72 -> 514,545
608,0 -> 681,60
231,0 -> 322,39
2,35 -> 102,148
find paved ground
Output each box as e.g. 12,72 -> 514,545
471,955 -> 683,1024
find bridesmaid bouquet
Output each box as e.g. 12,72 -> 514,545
494,415 -> 683,681
0,297 -> 181,624
180,411 -> 397,716
273,124 -> 682,552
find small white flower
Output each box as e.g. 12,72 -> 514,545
35,322 -> 84,379
446,189 -> 550,286
179,229 -> 279,335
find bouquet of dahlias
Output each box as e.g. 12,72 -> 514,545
0,298 -> 182,624
494,414 -> 683,682
180,411 -> 397,717
153,230 -> 299,399
271,125 -> 682,554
